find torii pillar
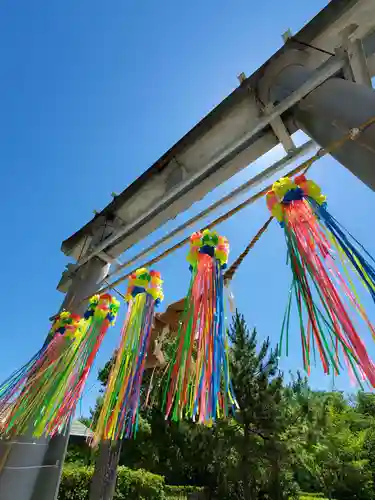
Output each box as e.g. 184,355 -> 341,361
0,224 -> 112,500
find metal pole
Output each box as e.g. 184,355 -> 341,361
263,50 -> 375,190
0,254 -> 110,499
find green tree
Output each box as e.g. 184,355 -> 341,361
77,310 -> 375,500
228,310 -> 298,500
285,384 -> 375,500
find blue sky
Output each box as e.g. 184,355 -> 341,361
1,0 -> 375,415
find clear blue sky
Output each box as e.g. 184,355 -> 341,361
1,0 -> 375,415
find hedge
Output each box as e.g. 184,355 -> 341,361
59,465 -> 203,500
164,484 -> 204,497
299,494 -> 331,500
300,497 -> 330,500
59,465 -> 165,500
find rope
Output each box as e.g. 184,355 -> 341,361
302,114 -> 375,172
103,280 -> 125,300
83,115 -> 375,300
96,140 -> 317,286
223,216 -> 274,284
83,160 -> 313,299
222,115 -> 375,282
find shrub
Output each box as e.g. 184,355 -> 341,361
164,484 -> 204,498
299,494 -> 331,500
164,485 -> 203,494
116,467 -> 165,499
59,465 -> 165,500
59,465 -> 203,499
59,465 -> 92,500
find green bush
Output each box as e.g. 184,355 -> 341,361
299,497 -> 329,500
164,485 -> 204,496
116,467 -> 165,499
299,494 -> 331,500
59,465 -> 204,500
59,465 -> 92,500
59,465 -> 165,500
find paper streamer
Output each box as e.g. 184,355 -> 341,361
92,268 -> 163,444
267,175 -> 375,385
0,294 -> 119,437
163,229 -> 237,425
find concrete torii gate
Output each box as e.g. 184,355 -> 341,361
1,0 -> 375,499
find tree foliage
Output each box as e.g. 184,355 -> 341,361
72,311 -> 375,499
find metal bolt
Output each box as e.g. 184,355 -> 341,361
349,127 -> 360,139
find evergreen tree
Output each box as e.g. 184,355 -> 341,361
228,310 -> 297,500
74,310 -> 375,499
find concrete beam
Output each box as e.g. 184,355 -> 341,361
68,55 -> 345,269
61,0 -> 375,266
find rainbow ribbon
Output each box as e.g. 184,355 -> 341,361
163,229 -> 237,425
267,175 -> 375,385
92,268 -> 163,444
0,294 -> 119,437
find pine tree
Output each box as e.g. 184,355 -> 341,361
229,310 -> 296,500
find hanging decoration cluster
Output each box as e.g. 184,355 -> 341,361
6,172 -> 375,439
163,229 -> 237,424
92,268 -> 164,444
0,294 -> 119,438
266,175 -> 375,385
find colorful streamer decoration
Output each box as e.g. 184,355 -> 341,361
267,175 -> 375,385
163,229 -> 237,424
0,294 -> 119,438
92,268 -> 163,444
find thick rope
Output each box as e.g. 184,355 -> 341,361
223,216 -> 274,284
222,115 -> 375,284
83,116 -> 375,301
98,141 -> 317,286
85,162 -> 306,299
